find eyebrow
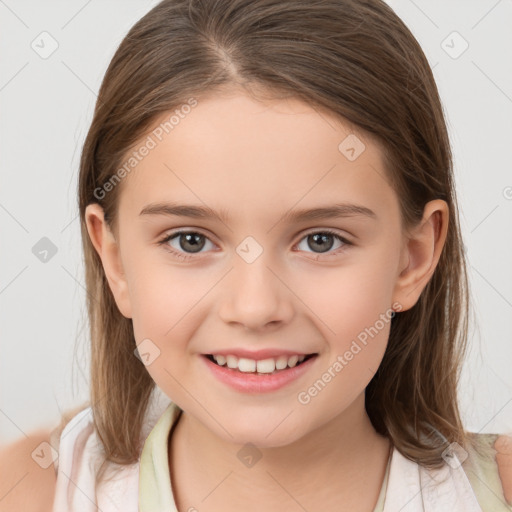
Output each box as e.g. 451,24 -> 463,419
139,201 -> 376,224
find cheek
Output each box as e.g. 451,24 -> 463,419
128,265 -> 215,347
298,267 -> 394,409
289,257 -> 396,400
294,256 -> 397,339
128,271 -> 205,394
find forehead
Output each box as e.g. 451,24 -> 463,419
118,92 -> 398,227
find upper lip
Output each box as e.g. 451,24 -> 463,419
203,348 -> 317,360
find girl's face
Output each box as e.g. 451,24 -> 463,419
87,91 -> 444,447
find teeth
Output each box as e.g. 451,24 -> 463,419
226,355 -> 238,369
215,354 -> 226,366
211,353 -> 311,373
238,358 -> 256,372
288,355 -> 299,367
256,358 -> 275,373
275,355 -> 288,370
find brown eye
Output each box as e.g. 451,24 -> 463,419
296,230 -> 352,257
174,232 -> 206,253
306,233 -> 336,253
157,230 -> 215,260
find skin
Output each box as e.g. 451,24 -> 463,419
85,89 -> 449,511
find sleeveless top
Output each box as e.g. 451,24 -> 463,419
51,395 -> 512,512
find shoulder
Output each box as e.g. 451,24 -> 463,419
495,434 -> 512,506
461,432 -> 512,510
0,428 -> 57,512
0,403 -> 91,512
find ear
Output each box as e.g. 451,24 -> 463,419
85,203 -> 132,319
392,199 -> 449,312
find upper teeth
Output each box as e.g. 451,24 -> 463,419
213,354 -> 307,373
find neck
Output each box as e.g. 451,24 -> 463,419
168,393 -> 392,512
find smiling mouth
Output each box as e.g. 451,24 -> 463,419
204,353 -> 317,375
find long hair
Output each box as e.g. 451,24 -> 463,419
65,0 -> 481,484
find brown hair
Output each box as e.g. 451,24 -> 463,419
64,0 -> 484,484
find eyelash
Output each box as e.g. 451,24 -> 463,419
156,229 -> 353,261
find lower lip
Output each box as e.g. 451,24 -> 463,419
201,354 -> 318,393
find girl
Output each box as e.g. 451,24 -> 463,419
4,0 -> 511,511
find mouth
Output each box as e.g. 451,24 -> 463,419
203,353 -> 318,375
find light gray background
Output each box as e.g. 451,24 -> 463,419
1,0 -> 511,444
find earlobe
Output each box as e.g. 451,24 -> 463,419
84,203 -> 133,319
392,199 -> 449,311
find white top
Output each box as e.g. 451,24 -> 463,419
51,392 -> 511,512
51,389 -> 171,512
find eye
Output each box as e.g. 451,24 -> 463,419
157,228 -> 353,261
295,229 -> 352,258
157,230 -> 215,261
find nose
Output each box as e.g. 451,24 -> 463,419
217,251 -> 294,332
